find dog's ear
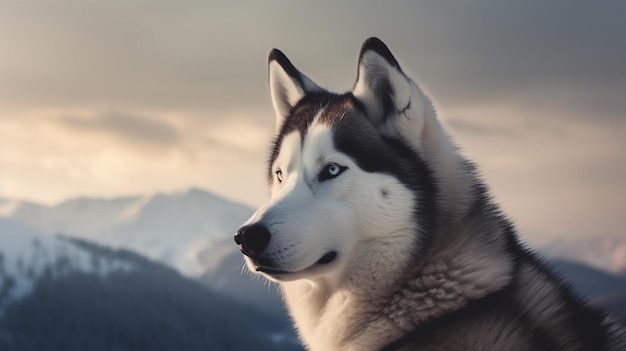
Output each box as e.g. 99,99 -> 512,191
268,49 -> 322,132
353,38 -> 435,145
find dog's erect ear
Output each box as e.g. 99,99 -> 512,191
353,38 -> 413,126
269,49 -> 322,132
353,38 -> 437,148
353,38 -> 434,139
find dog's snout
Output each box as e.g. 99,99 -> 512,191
234,224 -> 271,258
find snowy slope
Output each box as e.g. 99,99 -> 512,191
0,188 -> 252,276
0,218 -> 133,314
98,188 -> 252,275
0,217 -> 303,350
0,196 -> 138,239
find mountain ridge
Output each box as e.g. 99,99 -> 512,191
0,188 -> 252,276
0,219 -> 302,350
0,218 -> 135,314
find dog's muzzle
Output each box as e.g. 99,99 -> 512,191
235,223 -> 339,277
234,224 -> 271,259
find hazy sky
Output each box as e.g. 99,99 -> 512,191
1,0 -> 624,243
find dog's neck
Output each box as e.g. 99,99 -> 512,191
281,203 -> 515,351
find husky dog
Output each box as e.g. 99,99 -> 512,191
234,38 -> 625,350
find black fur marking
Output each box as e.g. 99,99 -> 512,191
318,163 -> 348,182
358,37 -> 400,69
524,251 -> 615,350
348,93 -> 367,113
329,113 -> 438,255
268,48 -> 306,87
372,77 -> 395,124
316,251 -> 337,265
511,249 -> 616,350
267,90 -> 437,252
267,92 -> 342,184
380,278 -> 561,351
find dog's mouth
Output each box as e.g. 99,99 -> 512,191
255,251 -> 338,276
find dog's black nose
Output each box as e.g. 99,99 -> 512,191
234,224 -> 271,258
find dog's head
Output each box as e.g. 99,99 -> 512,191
235,38 -> 438,283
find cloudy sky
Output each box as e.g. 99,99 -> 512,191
0,0 -> 624,243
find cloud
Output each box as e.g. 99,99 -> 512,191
446,119 -> 520,137
58,111 -> 180,148
0,1 -> 275,113
387,1 -> 626,120
1,0 -> 624,126
0,109 -> 272,206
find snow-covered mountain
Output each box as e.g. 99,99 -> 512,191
0,188 -> 252,276
2,188 -> 626,341
0,218 -> 134,314
0,217 -> 302,351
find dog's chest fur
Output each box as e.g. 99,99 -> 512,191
282,217 -> 517,350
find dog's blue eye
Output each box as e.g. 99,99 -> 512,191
275,170 -> 283,183
328,164 -> 341,176
319,163 -> 346,181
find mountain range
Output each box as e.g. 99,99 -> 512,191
0,188 -> 251,277
0,217 -> 300,350
1,188 -> 625,349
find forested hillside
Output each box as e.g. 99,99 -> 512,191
0,238 -> 301,351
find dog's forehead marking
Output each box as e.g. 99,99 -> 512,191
269,93 -> 370,182
302,120 -> 337,165
278,93 -> 363,143
275,131 -> 303,173
275,114 -> 336,176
